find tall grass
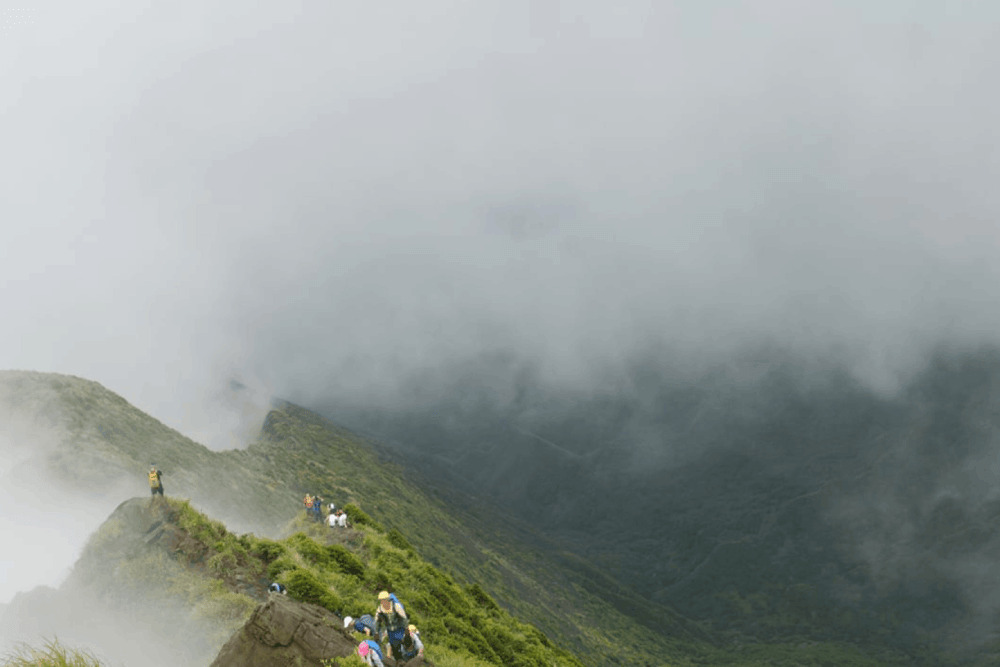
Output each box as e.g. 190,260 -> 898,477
2,639 -> 104,667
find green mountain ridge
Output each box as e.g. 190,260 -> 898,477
0,370 -> 916,665
317,349 -> 1000,662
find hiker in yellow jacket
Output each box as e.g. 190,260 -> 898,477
374,591 -> 408,660
148,465 -> 164,496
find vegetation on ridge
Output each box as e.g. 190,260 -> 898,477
1,639 -> 104,667
161,495 -> 581,666
1,372 -> 924,665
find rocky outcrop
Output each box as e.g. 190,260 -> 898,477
210,594 -> 357,667
210,594 -> 433,666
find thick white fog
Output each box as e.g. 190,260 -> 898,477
2,5 -> 1000,653
3,1 -> 1000,432
0,402 -> 135,604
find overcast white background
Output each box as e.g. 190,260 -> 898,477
2,0 -> 1000,446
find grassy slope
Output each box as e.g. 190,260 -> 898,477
0,371 -> 294,533
242,402 -> 914,666
2,371 -> 916,665
248,403 -> 685,666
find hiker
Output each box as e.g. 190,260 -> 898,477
327,510 -> 339,528
397,624 -> 424,663
268,582 -> 287,594
312,495 -> 324,522
374,590 -> 408,660
148,465 -> 164,496
357,639 -> 385,667
337,509 -> 348,527
344,613 -> 376,636
303,494 -> 313,513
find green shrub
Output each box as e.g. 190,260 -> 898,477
440,616 -> 501,664
287,532 -> 329,566
467,583 -> 500,613
249,538 -> 286,563
266,556 -> 297,581
284,568 -> 343,612
366,570 -> 395,594
343,503 -> 383,531
386,528 -> 414,552
207,551 -> 238,577
326,544 -> 365,578
480,621 -> 518,665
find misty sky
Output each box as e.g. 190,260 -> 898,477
3,0 -> 1000,443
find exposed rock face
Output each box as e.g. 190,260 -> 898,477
210,594 -> 357,667
210,594 -> 432,666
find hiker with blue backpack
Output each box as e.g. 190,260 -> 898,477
397,624 -> 424,663
374,590 -> 408,661
357,639 -> 385,667
344,613 -> 376,636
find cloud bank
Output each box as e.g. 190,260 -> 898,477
2,0 -> 999,437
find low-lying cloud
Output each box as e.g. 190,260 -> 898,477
1,0 -> 998,436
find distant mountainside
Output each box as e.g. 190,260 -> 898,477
0,371 -> 672,665
0,370 -> 919,665
314,348 -> 1000,663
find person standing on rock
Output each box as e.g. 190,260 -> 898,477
357,639 -> 385,667
374,590 -> 408,661
148,465 -> 164,496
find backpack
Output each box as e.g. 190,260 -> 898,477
400,632 -> 419,659
355,614 -> 376,633
364,639 -> 383,659
148,470 -> 160,488
388,593 -> 405,614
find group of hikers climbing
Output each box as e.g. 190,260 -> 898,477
144,469 -> 423,663
344,591 -> 424,665
304,493 -> 349,528
268,581 -> 424,663
299,495 -> 421,663
297,496 -> 424,664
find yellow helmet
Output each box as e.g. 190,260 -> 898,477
378,591 -> 390,600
